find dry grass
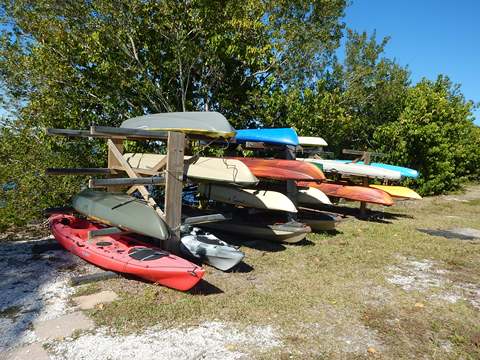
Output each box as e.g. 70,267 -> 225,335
87,184 -> 480,359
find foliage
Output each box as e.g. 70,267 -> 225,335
374,76 -> 479,195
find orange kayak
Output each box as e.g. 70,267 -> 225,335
298,181 -> 394,206
232,157 -> 325,181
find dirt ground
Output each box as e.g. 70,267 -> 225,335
1,184 -> 479,359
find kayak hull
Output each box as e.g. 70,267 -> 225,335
233,157 -> 325,181
72,189 -> 169,240
335,160 -> 419,179
123,153 -> 258,186
199,183 -> 298,213
180,233 -> 245,271
49,214 -> 204,291
298,136 -> 328,147
235,128 -> 299,146
298,209 -> 339,232
299,181 -> 395,206
370,185 -> 422,199
297,187 -> 332,205
121,112 -> 235,138
300,158 -> 402,181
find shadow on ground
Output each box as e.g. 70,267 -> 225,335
0,238 -> 83,352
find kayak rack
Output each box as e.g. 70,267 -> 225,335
46,125 -> 196,252
342,149 -> 385,218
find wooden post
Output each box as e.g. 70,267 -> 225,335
164,131 -> 185,253
285,145 -> 298,222
107,139 -> 124,192
359,152 -> 371,218
106,139 -> 166,220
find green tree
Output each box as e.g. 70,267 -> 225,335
374,76 -> 479,195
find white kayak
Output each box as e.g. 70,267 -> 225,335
297,187 -> 332,205
123,153 -> 258,186
300,158 -> 402,181
199,183 -> 297,213
298,136 -> 328,147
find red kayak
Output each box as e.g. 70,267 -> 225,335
232,157 -> 325,181
49,214 -> 204,291
298,181 -> 394,206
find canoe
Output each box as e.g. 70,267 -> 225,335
298,209 -> 340,232
297,187 -> 332,205
199,183 -> 298,213
234,128 -> 299,146
123,153 -> 258,186
298,181 -> 394,206
334,160 -> 419,179
121,112 -> 235,138
72,189 -> 169,240
300,158 -> 402,181
232,157 -> 325,181
49,214 -> 204,291
298,136 -> 328,147
370,185 -> 422,199
180,230 -> 245,271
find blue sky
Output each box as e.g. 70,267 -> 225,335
344,0 -> 480,125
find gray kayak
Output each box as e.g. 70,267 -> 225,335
180,229 -> 245,271
200,218 -> 311,244
121,112 -> 236,138
72,189 -> 169,240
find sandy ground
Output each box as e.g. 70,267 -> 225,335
0,238 -> 281,359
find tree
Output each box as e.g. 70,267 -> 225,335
374,76 -> 479,195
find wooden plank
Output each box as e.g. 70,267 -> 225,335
107,139 -> 124,192
107,139 -> 166,220
342,149 -> 384,158
89,176 -> 165,188
164,131 -> 185,252
110,165 -> 159,176
91,125 -> 169,140
46,168 -> 115,175
70,271 -> 119,286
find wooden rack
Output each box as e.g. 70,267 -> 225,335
46,125 -> 187,252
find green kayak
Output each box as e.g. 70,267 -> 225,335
72,189 -> 169,240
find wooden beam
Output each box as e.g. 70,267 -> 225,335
107,139 -> 166,220
110,165 -> 159,176
164,131 -> 185,252
91,125 -> 169,140
89,176 -> 165,188
284,145 -> 298,222
46,168 -> 115,175
342,149 -> 384,158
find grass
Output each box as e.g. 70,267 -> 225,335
88,184 -> 480,359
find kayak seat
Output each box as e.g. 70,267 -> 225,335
128,247 -> 169,261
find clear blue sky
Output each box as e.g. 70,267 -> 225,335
344,0 -> 480,125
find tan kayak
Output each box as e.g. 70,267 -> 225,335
123,153 -> 258,186
199,183 -> 297,213
370,185 -> 422,199
297,187 -> 332,205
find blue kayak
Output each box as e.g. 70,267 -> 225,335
334,160 -> 419,179
234,128 -> 299,146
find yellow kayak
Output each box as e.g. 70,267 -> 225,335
370,185 -> 422,200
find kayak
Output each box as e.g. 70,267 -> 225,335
49,214 -> 204,291
234,128 -> 299,146
180,229 -> 245,271
297,187 -> 332,205
233,157 -> 325,181
298,181 -> 395,206
198,183 -> 298,213
298,209 -> 340,232
72,189 -> 169,240
300,158 -> 402,181
123,153 -> 258,186
121,112 -> 235,138
334,160 -> 419,179
370,185 -> 422,199
298,136 -> 328,147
